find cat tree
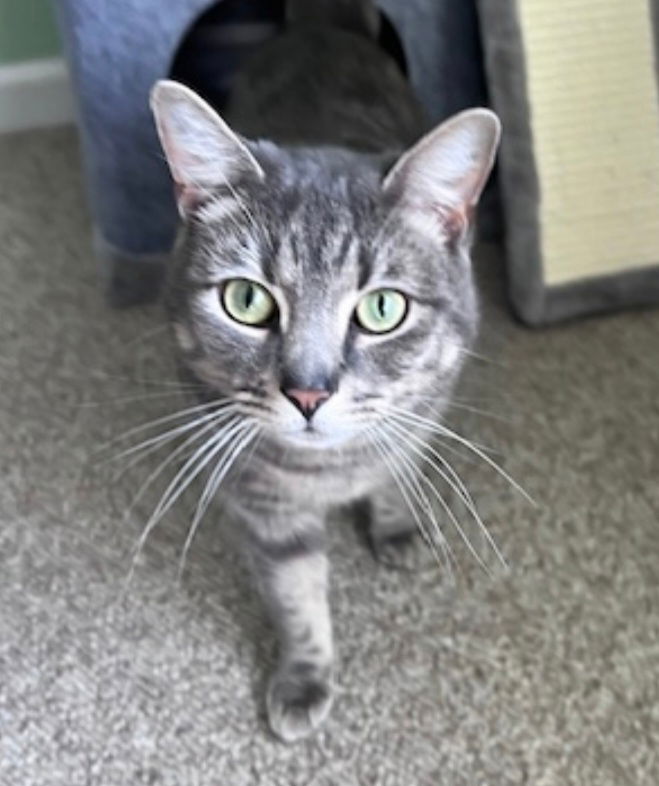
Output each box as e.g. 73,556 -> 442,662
56,0 -> 659,322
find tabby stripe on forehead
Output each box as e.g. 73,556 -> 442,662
297,196 -> 327,256
357,245 -> 373,289
286,224 -> 305,273
258,233 -> 280,283
327,229 -> 356,271
297,196 -> 354,270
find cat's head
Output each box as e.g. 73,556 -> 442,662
151,81 -> 500,450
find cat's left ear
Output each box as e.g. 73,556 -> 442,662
382,109 -> 501,241
150,80 -> 264,217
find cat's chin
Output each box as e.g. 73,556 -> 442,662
277,426 -> 356,451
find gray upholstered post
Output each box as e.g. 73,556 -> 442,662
54,0 -> 216,305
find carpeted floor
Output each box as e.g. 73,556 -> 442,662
1,127 -> 658,786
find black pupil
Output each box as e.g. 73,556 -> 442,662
243,284 -> 255,310
377,293 -> 386,319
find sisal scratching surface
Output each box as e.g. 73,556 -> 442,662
518,0 -> 659,285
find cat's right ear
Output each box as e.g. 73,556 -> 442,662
150,80 -> 264,217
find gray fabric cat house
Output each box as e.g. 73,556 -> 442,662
54,0 -> 486,306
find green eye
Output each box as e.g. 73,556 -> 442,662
222,279 -> 276,326
355,289 -> 408,334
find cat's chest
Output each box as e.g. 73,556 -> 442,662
233,446 -> 382,510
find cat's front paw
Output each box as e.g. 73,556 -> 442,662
266,664 -> 333,743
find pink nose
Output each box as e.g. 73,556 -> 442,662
283,388 -> 331,420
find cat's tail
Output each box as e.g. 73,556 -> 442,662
286,0 -> 380,39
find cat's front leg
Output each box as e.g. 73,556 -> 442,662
242,513 -> 333,742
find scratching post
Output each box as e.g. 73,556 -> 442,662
479,0 -> 659,323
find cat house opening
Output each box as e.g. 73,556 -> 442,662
170,0 -> 409,111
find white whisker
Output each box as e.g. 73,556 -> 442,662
107,406 -> 237,465
109,408 -> 234,484
98,398 -> 233,453
86,369 -> 204,389
385,418 -> 481,516
377,428 -> 458,575
120,414 -> 231,520
177,422 -> 260,582
443,401 -> 512,423
382,420 -> 502,574
385,406 -> 495,453
144,418 -> 245,531
124,417 -> 246,588
366,426 -> 449,573
383,405 -> 535,506
81,389 -> 193,408
457,347 -> 506,366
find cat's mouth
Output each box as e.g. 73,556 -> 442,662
279,423 -> 353,451
287,426 -> 327,444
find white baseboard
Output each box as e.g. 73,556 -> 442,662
0,57 -> 75,134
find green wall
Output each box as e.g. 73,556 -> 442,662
0,0 -> 61,65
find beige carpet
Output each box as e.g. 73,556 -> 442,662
1,127 -> 657,786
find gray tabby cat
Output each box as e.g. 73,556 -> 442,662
149,0 -> 500,742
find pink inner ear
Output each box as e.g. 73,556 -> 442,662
174,181 -> 205,216
160,120 -> 207,191
434,202 -> 472,241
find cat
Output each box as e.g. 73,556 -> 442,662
149,0 -> 500,742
